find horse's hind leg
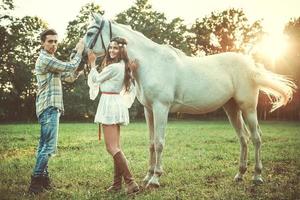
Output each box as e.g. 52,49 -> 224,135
223,99 -> 250,182
240,106 -> 264,184
142,106 -> 156,186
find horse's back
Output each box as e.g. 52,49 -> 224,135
170,52 -> 259,114
168,54 -> 237,113
137,49 -> 256,114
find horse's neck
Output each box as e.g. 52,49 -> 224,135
112,24 -> 159,59
111,22 -> 189,84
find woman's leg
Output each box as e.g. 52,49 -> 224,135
103,124 -> 139,194
103,124 -> 120,156
103,124 -> 122,192
117,125 -> 121,149
113,151 -> 140,194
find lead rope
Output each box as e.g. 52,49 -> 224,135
98,123 -> 102,142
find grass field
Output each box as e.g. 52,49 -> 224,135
0,120 -> 299,200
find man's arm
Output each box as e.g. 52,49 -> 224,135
42,54 -> 82,73
43,39 -> 85,73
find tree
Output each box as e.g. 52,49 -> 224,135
281,17 -> 300,120
189,8 -> 264,56
0,0 -> 14,120
59,3 -> 104,58
0,0 -> 13,16
255,17 -> 300,121
115,0 -> 191,55
0,0 -> 47,121
284,17 -> 300,81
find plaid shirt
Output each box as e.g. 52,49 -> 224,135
35,49 -> 82,117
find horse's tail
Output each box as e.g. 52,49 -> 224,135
252,63 -> 297,112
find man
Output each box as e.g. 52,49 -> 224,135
28,29 -> 85,194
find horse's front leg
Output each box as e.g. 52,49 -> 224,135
145,102 -> 169,188
142,106 -> 156,186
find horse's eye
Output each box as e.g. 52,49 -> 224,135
87,32 -> 93,37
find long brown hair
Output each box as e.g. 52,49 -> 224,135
101,37 -> 133,92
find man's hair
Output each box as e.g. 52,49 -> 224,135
40,29 -> 57,42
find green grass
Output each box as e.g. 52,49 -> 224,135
0,120 -> 299,200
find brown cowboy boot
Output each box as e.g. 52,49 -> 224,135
114,151 -> 139,195
106,154 -> 122,192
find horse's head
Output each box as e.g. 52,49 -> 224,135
73,14 -> 112,74
83,13 -> 112,58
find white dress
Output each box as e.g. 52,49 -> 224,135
87,61 -> 135,125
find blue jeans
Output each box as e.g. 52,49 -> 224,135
33,106 -> 60,176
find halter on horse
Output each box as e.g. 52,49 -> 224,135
71,14 -> 112,75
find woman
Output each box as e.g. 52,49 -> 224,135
87,37 -> 139,195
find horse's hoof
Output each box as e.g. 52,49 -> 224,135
144,180 -> 160,189
146,183 -> 160,189
142,176 -> 152,187
141,180 -> 148,188
144,176 -> 160,189
234,173 -> 244,182
252,175 -> 264,184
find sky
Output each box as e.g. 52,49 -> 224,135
12,0 -> 300,38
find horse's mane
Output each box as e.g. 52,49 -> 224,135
114,22 -> 155,44
114,21 -> 187,57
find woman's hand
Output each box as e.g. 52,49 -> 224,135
129,59 -> 139,72
87,50 -> 97,68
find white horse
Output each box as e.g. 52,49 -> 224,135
82,14 -> 297,187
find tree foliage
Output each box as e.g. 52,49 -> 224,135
115,0 -> 191,55
284,17 -> 300,81
57,3 -> 104,61
0,0 -> 13,16
189,8 -> 264,55
0,0 -> 46,121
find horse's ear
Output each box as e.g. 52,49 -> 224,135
91,13 -> 101,24
91,12 -> 96,20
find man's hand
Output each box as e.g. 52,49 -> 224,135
75,39 -> 85,55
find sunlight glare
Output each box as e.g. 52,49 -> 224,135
256,33 -> 288,61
